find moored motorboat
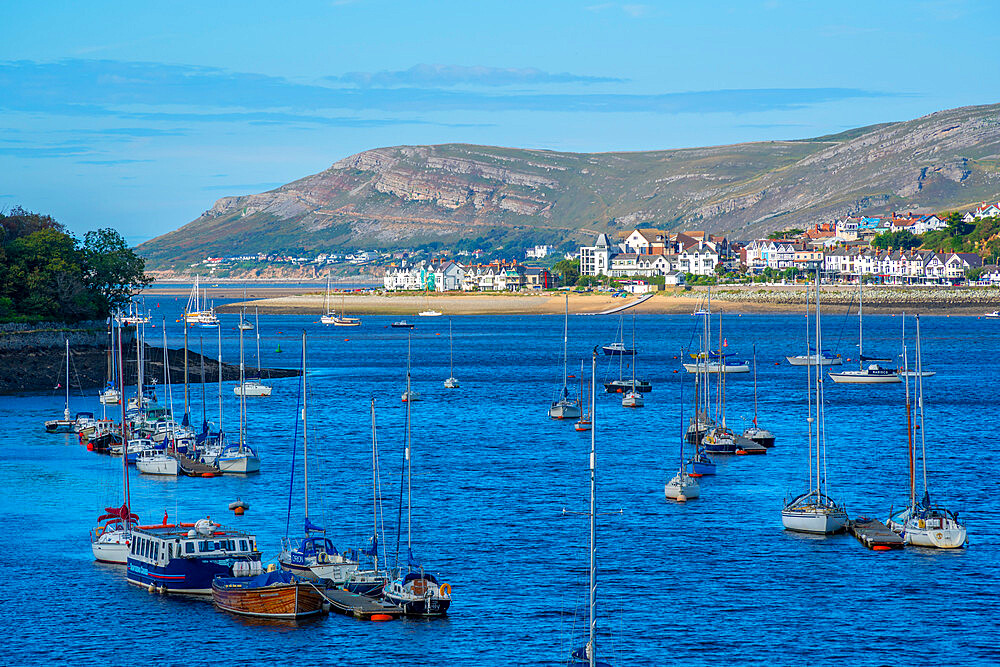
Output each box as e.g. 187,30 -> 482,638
603,379 -> 652,394
418,310 -> 443,317
212,569 -> 325,619
391,321 -> 415,329
828,364 -> 901,384
125,518 -> 261,595
601,341 -> 635,356
234,379 -> 272,396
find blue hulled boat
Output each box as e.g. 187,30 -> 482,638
125,518 -> 261,595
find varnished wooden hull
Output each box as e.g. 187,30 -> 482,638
212,581 -> 325,619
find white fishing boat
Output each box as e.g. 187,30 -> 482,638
443,319 -> 460,388
549,295 -> 582,420
886,315 -> 967,549
782,270 -> 848,535
984,311 -> 1000,319
829,278 -> 899,384
418,309 -> 443,317
136,447 -> 180,475
220,324 -> 261,474
184,276 -> 220,327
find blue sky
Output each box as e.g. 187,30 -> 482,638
2,0 -> 998,244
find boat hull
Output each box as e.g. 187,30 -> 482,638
548,402 -> 582,420
136,455 -> 179,476
91,536 -> 130,564
781,508 -> 848,534
218,454 -> 261,474
828,371 -> 901,384
683,363 -> 750,374
664,474 -> 700,500
603,380 -> 652,394
126,557 -> 231,595
212,581 -> 325,619
786,355 -> 842,366
904,526 -> 967,549
234,383 -> 272,396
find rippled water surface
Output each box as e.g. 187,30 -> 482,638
4,298 -> 998,665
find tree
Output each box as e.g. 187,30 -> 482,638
553,258 -> 580,287
83,229 -> 150,314
870,229 -> 922,250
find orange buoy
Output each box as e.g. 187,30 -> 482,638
672,370 -> 678,373
370,614 -> 394,622
87,443 -> 94,451
873,545 -> 890,551
233,506 -> 245,516
201,472 -> 215,478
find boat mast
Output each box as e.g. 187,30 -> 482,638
406,335 -> 413,567
815,268 -> 824,498
64,338 -> 70,420
200,333 -> 206,426
631,311 -> 637,388
806,274 -> 813,493
238,320 -> 245,453
903,338 -> 914,511
135,324 -> 143,411
449,318 -> 454,379
183,311 -> 189,419
752,343 -> 758,427
116,320 -> 130,533
916,314 -> 928,499
370,396 -> 378,571
161,319 -> 175,453
588,347 -> 597,667
217,323 -> 223,434
302,332 -> 309,523
562,294 -> 569,399
858,272 -> 864,370
255,307 -> 262,378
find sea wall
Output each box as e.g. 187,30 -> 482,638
0,320 -> 115,351
701,285 -> 1000,309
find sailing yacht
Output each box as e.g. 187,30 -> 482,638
443,319 -> 460,388
44,339 -> 75,433
333,294 -> 361,326
137,324 -> 182,476
91,321 -> 138,564
666,378 -> 701,501
184,276 -> 220,327
549,295 -> 582,420
218,324 -> 261,473
886,315 -> 967,548
345,398 -> 392,597
279,333 -> 359,583
382,354 -> 452,616
320,275 -> 338,324
621,313 -> 643,408
742,345 -> 775,448
401,336 -> 422,402
567,350 -> 612,667
602,316 -> 635,356
828,278 -> 899,384
235,308 -> 272,396
782,270 -> 848,534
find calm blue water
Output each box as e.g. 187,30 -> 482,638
4,296 -> 998,665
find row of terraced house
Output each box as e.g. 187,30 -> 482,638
383,259 -> 552,291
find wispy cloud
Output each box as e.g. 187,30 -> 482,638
586,3 -> 652,17
328,63 -> 625,88
76,158 -> 153,165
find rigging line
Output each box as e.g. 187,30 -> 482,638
832,285 -> 856,355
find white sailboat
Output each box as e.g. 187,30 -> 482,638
218,324 -> 261,473
567,349 -> 612,667
549,295 -> 582,420
887,315 -> 967,548
782,270 -> 848,534
320,275 -> 337,325
137,323 -> 181,476
443,319 -> 459,388
382,344 -> 452,616
665,376 -> 701,501
278,332 -> 359,583
742,345 -> 775,447
828,277 -> 899,384
333,293 -> 361,326
235,308 -> 272,396
184,276 -> 220,327
44,339 -> 74,432
621,312 -> 643,408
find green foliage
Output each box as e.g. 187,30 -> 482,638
0,207 -> 149,322
769,229 -> 804,239
870,229 -> 922,250
922,215 -> 1000,263
553,258 -> 580,287
967,267 -> 985,281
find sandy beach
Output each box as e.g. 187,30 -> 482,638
201,284 -> 1000,317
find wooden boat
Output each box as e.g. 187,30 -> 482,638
212,569 -> 325,619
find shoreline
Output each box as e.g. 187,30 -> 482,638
204,285 -> 1000,317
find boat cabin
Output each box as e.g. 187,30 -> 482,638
287,536 -> 340,565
